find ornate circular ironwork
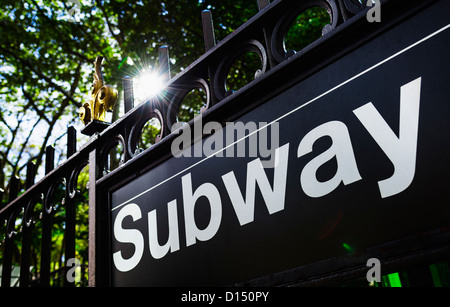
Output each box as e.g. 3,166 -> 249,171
166,77 -> 211,130
24,196 -> 42,227
213,39 -> 268,101
6,210 -> 19,239
68,159 -> 89,199
44,178 -> 66,215
99,134 -> 126,175
128,105 -> 165,157
270,0 -> 339,63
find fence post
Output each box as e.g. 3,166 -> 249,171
201,10 -> 218,106
201,10 -> 216,52
19,162 -> 36,287
88,148 -> 97,287
123,76 -> 134,114
1,175 -> 20,287
159,46 -> 171,82
8,176 -> 19,202
67,126 -> 77,158
258,0 -> 277,69
64,127 -> 77,287
40,146 -> 55,286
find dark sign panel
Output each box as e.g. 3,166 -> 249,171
110,6 -> 450,286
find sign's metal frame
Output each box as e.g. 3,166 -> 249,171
98,0 -> 450,286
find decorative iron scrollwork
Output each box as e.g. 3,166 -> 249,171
79,56 -> 118,125
167,78 -> 211,130
68,160 -> 89,199
128,106 -> 165,158
99,134 -> 126,175
214,39 -> 268,101
44,178 -> 66,215
270,0 -> 339,63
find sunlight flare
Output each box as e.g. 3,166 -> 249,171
133,70 -> 164,103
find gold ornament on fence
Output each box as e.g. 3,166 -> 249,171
79,56 -> 118,125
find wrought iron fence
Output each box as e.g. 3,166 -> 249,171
0,0 -> 411,287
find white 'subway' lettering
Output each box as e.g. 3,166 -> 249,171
112,77 -> 422,272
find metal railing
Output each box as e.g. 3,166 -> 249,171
0,0 -> 372,287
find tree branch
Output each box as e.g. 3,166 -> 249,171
2,115 -> 24,169
95,0 -> 125,51
13,117 -> 42,176
0,46 -> 81,108
22,87 -> 52,124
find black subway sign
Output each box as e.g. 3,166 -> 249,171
109,20 -> 450,286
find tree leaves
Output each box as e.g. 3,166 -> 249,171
1,1 -> 331,190
1,0 -> 330,285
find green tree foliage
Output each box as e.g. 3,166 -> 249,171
1,0 -> 330,286
285,6 -> 330,52
0,0 -> 264,187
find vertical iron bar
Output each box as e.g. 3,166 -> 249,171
8,175 -> 19,203
1,175 -> 20,287
64,192 -> 76,287
157,46 -> 171,139
40,146 -> 55,286
201,10 -> 218,106
25,162 -> 36,189
201,10 -> 216,52
123,76 -> 134,114
159,45 -> 171,82
19,162 -> 36,287
64,128 -> 77,287
88,149 -> 97,287
67,126 -> 77,158
258,0 -> 277,69
1,226 -> 14,287
45,146 -> 55,175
